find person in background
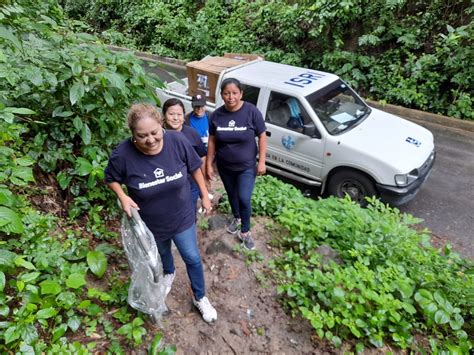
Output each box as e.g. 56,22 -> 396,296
206,78 -> 267,250
185,93 -> 210,148
162,98 -> 207,214
105,103 -> 217,323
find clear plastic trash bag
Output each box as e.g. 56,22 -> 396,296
121,208 -> 168,324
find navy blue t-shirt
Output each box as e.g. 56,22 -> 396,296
209,102 -> 266,171
181,124 -> 207,157
105,131 -> 202,241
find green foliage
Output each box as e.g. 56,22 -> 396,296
251,177 -> 473,352
63,0 -> 473,119
1,0 -> 164,217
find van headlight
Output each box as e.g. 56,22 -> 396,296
395,169 -> 418,186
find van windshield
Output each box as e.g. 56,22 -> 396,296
306,80 -> 370,135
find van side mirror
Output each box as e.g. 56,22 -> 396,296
303,122 -> 321,139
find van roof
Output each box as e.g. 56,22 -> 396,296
228,60 -> 340,96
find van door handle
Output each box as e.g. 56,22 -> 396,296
266,131 -> 271,137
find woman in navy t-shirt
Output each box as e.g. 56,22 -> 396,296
105,103 -> 217,323
206,78 -> 267,250
162,98 -> 207,215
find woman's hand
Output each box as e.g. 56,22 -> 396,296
257,160 -> 266,176
206,164 -> 215,181
119,195 -> 139,217
201,195 -> 212,214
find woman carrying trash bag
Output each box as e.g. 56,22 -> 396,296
105,103 -> 217,323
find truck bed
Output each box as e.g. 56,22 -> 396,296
156,77 -> 217,112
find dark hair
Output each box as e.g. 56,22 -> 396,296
162,98 -> 185,116
220,77 -> 242,94
127,103 -> 162,132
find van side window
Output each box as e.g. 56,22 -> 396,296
240,84 -> 260,106
266,92 -> 318,137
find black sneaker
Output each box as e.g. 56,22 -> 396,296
238,231 -> 255,250
226,217 -> 241,234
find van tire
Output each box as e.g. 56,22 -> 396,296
327,170 -> 377,206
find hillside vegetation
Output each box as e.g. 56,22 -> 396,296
0,1 -> 473,353
61,0 -> 473,119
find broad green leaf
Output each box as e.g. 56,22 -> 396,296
69,82 -> 85,106
0,25 -> 21,50
20,324 -> 38,345
36,307 -> 58,319
67,315 -> 81,332
149,333 -> 163,355
104,91 -> 114,106
449,313 -> 464,330
54,110 -> 74,117
81,123 -> 91,145
395,281 -> 414,299
11,166 -> 35,185
401,302 -> 417,314
0,206 -> 24,233
66,273 -> 86,289
20,271 -> 40,283
0,305 -> 9,317
53,323 -> 68,342
0,271 -> 5,291
434,309 -> 450,324
15,257 -> 36,270
71,62 -> 82,76
15,156 -> 35,167
0,249 -> 17,267
4,107 -> 36,115
0,187 -> 14,206
333,287 -> 345,298
75,157 -> 93,176
4,325 -> 20,344
57,171 -> 72,190
40,280 -> 61,295
102,72 -> 126,91
87,251 -> 107,278
73,116 -> 83,132
16,280 -> 24,292
76,32 -> 96,41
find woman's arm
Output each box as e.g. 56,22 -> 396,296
191,169 -> 211,212
108,182 -> 138,217
206,135 -> 216,181
256,132 -> 267,175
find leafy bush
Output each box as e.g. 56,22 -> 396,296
1,0 -> 163,217
248,176 -> 473,352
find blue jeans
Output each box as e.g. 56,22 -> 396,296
217,166 -> 256,233
155,224 -> 205,300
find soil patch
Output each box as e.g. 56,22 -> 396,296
152,213 -> 332,354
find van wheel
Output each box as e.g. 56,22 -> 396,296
328,170 -> 377,206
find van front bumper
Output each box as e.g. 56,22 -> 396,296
376,150 -> 436,206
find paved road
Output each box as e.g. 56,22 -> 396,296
145,60 -> 474,259
398,120 -> 474,259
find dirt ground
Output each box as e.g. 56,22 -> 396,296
153,210 -> 332,355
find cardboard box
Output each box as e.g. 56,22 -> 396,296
187,54 -> 263,102
223,53 -> 264,61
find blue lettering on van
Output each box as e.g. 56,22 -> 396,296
284,72 -> 326,88
406,137 -> 421,147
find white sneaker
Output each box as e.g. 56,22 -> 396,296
193,296 -> 217,323
162,272 -> 175,296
